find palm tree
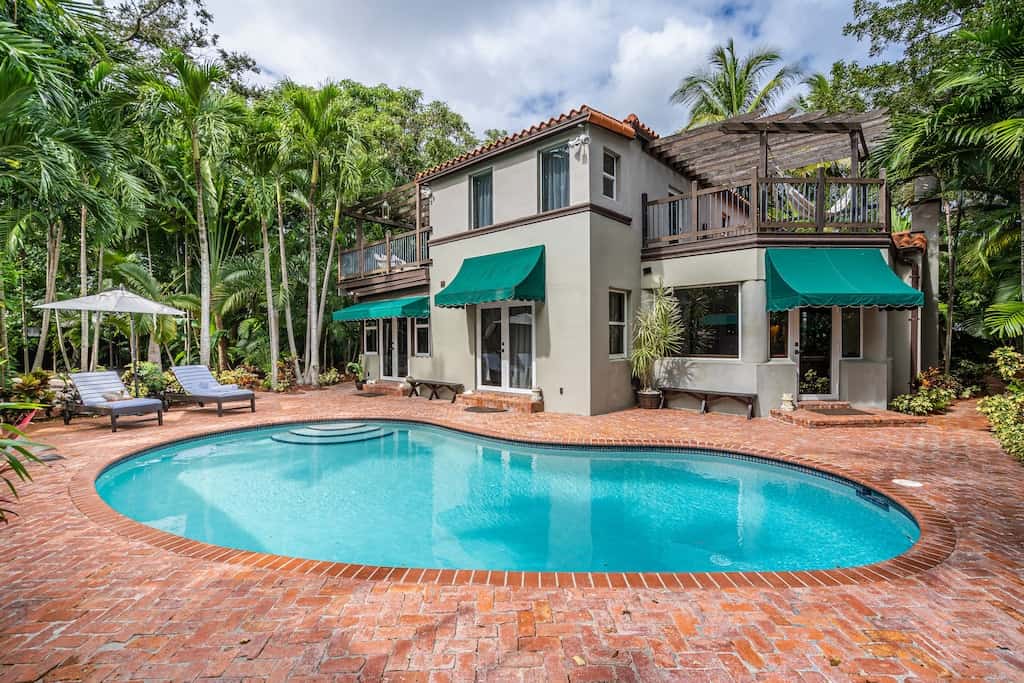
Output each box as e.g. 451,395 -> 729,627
790,69 -> 867,113
283,83 -> 354,385
671,39 -> 800,130
145,50 -> 244,368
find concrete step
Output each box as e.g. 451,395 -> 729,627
303,422 -> 368,432
271,428 -> 393,445
290,425 -> 377,437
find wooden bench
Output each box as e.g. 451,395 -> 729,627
407,379 -> 465,403
658,386 -> 757,420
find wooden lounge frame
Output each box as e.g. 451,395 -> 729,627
407,378 -> 465,403
658,385 -> 757,420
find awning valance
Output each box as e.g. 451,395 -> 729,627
332,295 -> 429,322
765,248 -> 923,311
434,245 -> 545,308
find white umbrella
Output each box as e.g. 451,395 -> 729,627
36,287 -> 185,395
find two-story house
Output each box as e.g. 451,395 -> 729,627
333,107 -> 934,417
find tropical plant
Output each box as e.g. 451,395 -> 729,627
671,39 -> 800,130
1,401 -> 47,524
630,285 -> 683,391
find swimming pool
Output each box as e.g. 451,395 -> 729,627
95,421 -> 920,573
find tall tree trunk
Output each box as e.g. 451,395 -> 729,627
79,204 -> 89,371
183,237 -> 191,364
313,195 -> 341,365
143,226 -> 161,368
192,127 -> 212,368
0,267 -> 8,386
260,214 -> 280,390
90,246 -> 104,371
19,259 -> 28,371
54,310 -> 71,372
944,197 -> 963,374
214,313 -> 228,372
305,157 -> 320,386
32,220 -> 63,371
276,179 -> 302,379
1019,174 -> 1023,302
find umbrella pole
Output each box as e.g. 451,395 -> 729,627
129,313 -> 139,397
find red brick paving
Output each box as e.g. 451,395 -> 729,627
2,386 -> 1023,681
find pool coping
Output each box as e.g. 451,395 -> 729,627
68,415 -> 958,591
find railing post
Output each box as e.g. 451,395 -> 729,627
414,183 -> 422,264
880,168 -> 890,233
641,192 -> 649,242
357,221 -> 364,276
690,181 -> 699,235
814,167 -> 826,232
751,167 -> 759,231
385,229 -> 392,273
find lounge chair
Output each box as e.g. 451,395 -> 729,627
171,365 -> 256,417
65,371 -> 164,432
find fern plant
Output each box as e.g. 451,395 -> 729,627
630,285 -> 683,392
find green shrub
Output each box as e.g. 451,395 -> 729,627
890,386 -> 957,415
216,364 -> 262,390
318,367 -> 341,386
120,362 -> 166,397
991,347 -> 1024,394
978,392 -> 1024,461
952,359 -> 990,389
799,369 -> 831,394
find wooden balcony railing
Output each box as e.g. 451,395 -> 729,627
339,228 -> 430,280
642,168 -> 888,247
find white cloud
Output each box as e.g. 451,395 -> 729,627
204,0 -> 876,138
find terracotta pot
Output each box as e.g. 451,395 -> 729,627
354,380 -> 364,391
636,390 -> 662,410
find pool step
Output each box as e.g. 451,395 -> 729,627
303,422 -> 368,432
271,428 -> 393,446
289,425 -> 378,438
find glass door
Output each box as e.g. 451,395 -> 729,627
380,317 -> 410,379
478,303 -> 534,392
796,307 -> 838,399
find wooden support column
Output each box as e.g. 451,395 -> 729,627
357,221 -> 364,276
814,167 -> 826,232
759,131 -> 769,176
414,183 -> 422,264
880,168 -> 890,232
690,181 -> 699,233
385,230 -> 392,273
849,131 -> 860,178
641,192 -> 649,241
751,167 -> 760,231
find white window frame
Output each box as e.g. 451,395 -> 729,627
469,167 -> 493,229
609,289 -> 628,359
538,142 -> 570,212
363,320 -> 379,356
476,301 -> 536,394
601,149 -> 619,200
413,317 -> 430,357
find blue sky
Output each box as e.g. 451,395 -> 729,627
205,0 -> 872,136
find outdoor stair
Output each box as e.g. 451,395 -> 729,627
271,424 -> 393,445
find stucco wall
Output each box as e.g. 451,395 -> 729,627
587,125 -> 690,218
426,133 -> 591,240
425,212 -> 594,414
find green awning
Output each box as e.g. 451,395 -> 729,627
331,295 -> 429,321
434,245 -> 545,308
766,248 -> 924,311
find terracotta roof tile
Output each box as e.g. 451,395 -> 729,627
892,231 -> 927,251
415,105 -> 658,181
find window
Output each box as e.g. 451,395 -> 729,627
413,317 -> 430,356
602,150 -> 618,199
609,290 -> 627,357
540,144 -> 570,211
769,311 -> 788,358
842,308 -> 862,358
671,285 -> 740,357
470,169 -> 493,229
363,320 -> 379,354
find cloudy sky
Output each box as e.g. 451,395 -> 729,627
204,0 -> 875,137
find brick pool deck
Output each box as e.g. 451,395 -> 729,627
2,388 -> 1022,681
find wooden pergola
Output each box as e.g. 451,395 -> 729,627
646,110 -> 890,187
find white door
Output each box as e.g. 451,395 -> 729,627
477,302 -> 534,392
380,317 -> 410,379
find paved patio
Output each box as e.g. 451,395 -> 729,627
1,387 -> 1022,681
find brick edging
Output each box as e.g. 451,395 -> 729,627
68,415 -> 957,590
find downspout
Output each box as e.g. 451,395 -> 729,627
895,245 -> 923,392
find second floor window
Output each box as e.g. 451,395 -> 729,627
540,144 -> 570,212
602,150 -> 618,199
471,170 -> 493,229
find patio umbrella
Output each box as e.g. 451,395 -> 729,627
36,287 -> 185,396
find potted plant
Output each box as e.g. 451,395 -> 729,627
630,284 -> 683,409
346,360 -> 366,390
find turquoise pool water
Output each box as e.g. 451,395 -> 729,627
95,421 -> 919,573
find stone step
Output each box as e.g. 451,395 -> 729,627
303,422 -> 368,432
289,425 -> 377,437
271,429 -> 393,445
797,400 -> 851,410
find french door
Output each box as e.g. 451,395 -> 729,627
477,302 -> 534,392
794,307 -> 840,399
380,317 -> 409,379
